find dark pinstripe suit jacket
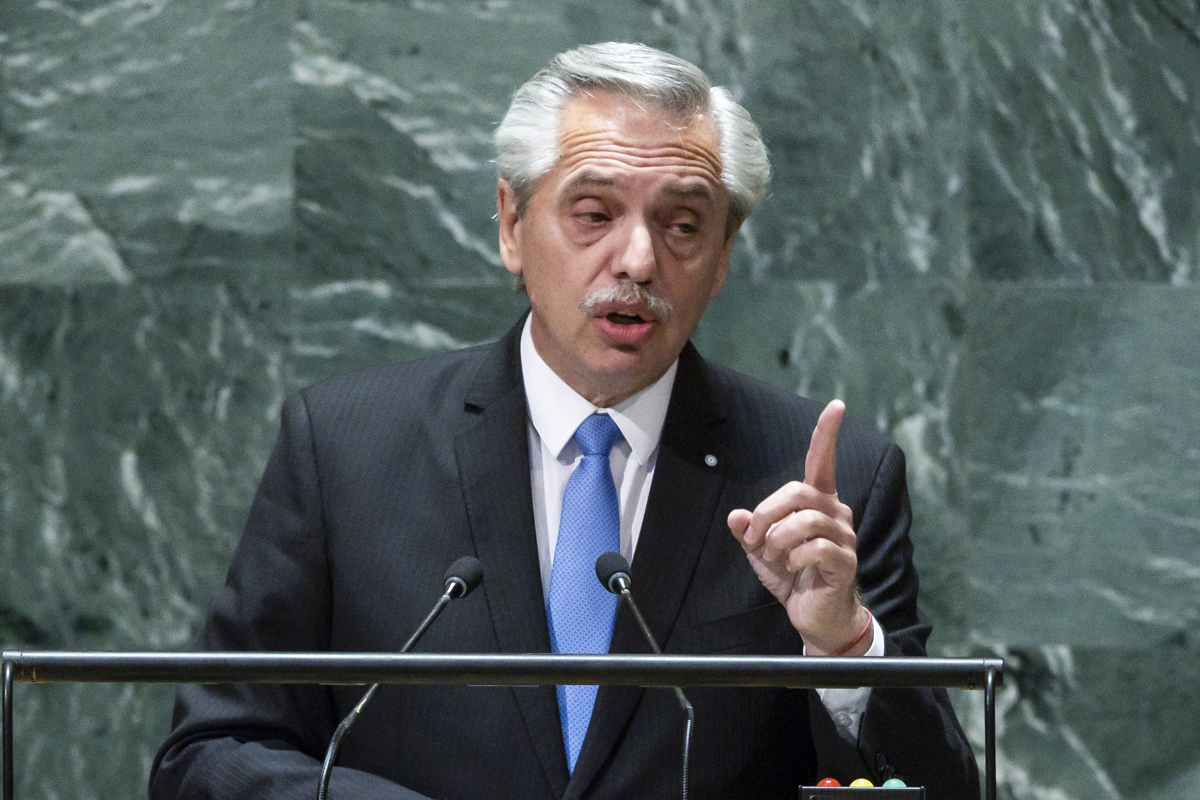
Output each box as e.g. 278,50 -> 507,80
150,318 -> 978,800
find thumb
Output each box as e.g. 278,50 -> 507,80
727,508 -> 753,546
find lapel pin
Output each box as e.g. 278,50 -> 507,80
704,454 -> 718,467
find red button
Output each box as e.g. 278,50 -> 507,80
816,778 -> 841,787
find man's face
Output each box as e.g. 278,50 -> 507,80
498,91 -> 736,408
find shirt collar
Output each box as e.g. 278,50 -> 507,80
520,315 -> 676,465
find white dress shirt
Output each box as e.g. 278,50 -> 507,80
519,316 -> 881,740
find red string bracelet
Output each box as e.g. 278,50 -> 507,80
828,610 -> 874,657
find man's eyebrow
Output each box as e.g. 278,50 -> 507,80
662,183 -> 716,200
561,172 -> 716,204
563,171 -> 617,191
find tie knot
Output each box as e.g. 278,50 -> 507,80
573,414 -> 622,457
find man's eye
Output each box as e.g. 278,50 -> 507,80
673,222 -> 698,234
579,212 -> 608,224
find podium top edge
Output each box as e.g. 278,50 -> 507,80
2,651 -> 1004,690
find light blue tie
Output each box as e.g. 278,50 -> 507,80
546,413 -> 623,772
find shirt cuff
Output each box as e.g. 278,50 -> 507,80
810,614 -> 885,741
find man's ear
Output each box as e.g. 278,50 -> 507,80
497,180 -> 522,277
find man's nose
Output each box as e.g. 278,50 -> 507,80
613,220 -> 656,283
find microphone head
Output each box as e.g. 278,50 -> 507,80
444,556 -> 484,598
595,551 -> 632,595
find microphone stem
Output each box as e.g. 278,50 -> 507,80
619,587 -> 693,800
317,588 -> 454,800
678,697 -> 693,800
617,587 -> 660,655
401,590 -> 455,653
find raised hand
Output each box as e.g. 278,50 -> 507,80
727,400 -> 872,656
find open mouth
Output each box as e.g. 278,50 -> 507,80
606,312 -> 647,325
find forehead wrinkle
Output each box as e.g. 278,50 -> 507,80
558,127 -> 723,175
559,132 -> 721,167
556,144 -> 724,183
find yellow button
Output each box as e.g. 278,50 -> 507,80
849,778 -> 875,787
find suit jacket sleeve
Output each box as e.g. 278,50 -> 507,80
809,441 -> 980,798
149,392 -> 434,800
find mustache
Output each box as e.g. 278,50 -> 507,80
579,282 -> 675,322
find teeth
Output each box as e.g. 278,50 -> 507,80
608,312 -> 643,325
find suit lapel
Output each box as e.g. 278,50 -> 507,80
565,345 -> 730,798
455,321 -> 571,796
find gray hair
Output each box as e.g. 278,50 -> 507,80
495,42 -> 769,234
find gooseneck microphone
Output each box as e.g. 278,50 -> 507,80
595,552 -> 694,800
317,556 -> 484,800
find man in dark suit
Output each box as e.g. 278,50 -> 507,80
151,43 -> 977,799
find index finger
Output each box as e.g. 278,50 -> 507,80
804,399 -> 845,496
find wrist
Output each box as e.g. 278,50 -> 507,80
805,606 -> 874,657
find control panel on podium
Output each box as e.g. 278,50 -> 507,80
801,776 -> 925,797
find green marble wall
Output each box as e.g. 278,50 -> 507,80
1,1 -> 1197,798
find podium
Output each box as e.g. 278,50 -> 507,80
2,651 -> 1002,800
